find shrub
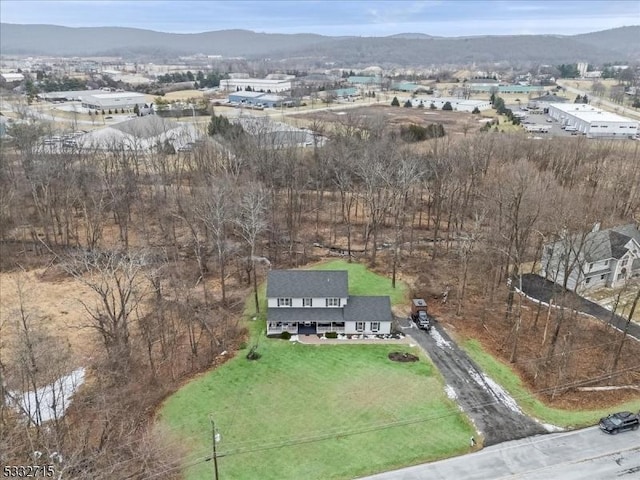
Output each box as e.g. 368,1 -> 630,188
400,123 -> 446,142
325,331 -> 338,339
429,103 -> 437,110
403,100 -> 412,108
239,341 -> 248,350
472,107 -> 480,114
442,101 -> 453,111
281,331 -> 291,340
391,96 -> 400,107
246,345 -> 261,360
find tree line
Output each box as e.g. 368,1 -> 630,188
1,115 -> 639,476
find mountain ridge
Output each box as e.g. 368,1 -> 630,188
1,23 -> 638,65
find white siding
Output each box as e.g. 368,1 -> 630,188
267,297 -> 348,308
345,321 -> 391,335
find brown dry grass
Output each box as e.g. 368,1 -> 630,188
0,268 -> 99,364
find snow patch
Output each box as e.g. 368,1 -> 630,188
289,335 -> 299,343
8,368 -> 85,425
468,368 -> 522,414
541,423 -> 564,432
430,329 -> 452,349
444,385 -> 458,400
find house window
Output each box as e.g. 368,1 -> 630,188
588,263 -> 593,271
600,274 -> 606,280
326,298 -> 341,307
277,298 -> 292,307
302,298 -> 312,307
356,322 -> 365,332
621,257 -> 629,266
604,260 -> 609,266
371,322 -> 380,333
585,277 -> 591,284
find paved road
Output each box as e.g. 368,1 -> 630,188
359,426 -> 640,479
519,273 -> 640,341
400,319 -> 547,446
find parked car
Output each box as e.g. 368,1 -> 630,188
410,299 -> 431,331
599,411 -> 640,434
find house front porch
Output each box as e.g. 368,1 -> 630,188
267,321 -> 347,336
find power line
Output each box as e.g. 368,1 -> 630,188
135,363 -> 640,479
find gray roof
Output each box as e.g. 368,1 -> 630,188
266,270 -> 348,298
343,296 -> 392,323
568,224 -> 640,262
267,307 -> 344,323
530,94 -> 568,102
112,115 -> 179,139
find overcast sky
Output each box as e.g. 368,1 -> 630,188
1,0 -> 638,36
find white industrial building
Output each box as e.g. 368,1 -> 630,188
79,92 -> 149,111
547,103 -> 638,139
76,115 -> 200,152
1,72 -> 25,83
220,77 -> 292,93
410,97 -> 492,112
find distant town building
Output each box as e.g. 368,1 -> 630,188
80,92 -> 148,111
227,91 -> 287,108
0,72 -> 25,83
220,76 -> 293,93
577,62 -> 589,78
527,93 -> 568,111
410,97 -> 491,112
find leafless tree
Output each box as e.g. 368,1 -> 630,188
236,183 -> 268,314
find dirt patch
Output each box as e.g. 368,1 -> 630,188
294,104 -> 486,137
388,351 -> 419,362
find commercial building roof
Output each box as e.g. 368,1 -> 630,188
549,103 -> 638,124
229,91 -> 266,99
82,92 -> 147,101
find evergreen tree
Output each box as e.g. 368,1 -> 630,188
391,96 -> 400,107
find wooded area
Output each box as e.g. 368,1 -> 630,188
1,116 -> 639,478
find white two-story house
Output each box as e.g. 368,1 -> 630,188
541,223 -> 640,292
266,270 -> 393,336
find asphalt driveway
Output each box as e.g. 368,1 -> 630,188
519,273 -> 640,341
399,317 -> 548,446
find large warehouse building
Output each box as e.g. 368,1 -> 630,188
220,77 -> 292,93
547,103 -> 638,139
410,97 -> 492,112
80,92 -> 148,111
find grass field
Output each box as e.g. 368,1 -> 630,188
158,260 -> 474,480
462,340 -> 640,427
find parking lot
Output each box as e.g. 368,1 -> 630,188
506,105 -> 582,139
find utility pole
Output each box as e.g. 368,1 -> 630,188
210,417 -> 220,480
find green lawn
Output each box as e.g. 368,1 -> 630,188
311,260 -> 408,306
463,339 -> 640,428
157,260 -> 474,480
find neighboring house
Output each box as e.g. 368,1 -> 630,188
541,223 -> 640,292
266,270 -> 393,336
